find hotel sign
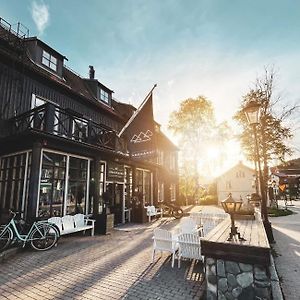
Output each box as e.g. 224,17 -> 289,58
107,162 -> 124,182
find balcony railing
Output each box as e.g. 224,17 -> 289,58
9,103 -> 127,153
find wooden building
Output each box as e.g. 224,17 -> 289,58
216,162 -> 256,205
0,17 -> 178,228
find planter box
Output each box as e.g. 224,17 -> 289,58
235,214 -> 255,220
94,213 -> 114,235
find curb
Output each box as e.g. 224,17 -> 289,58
269,254 -> 284,300
0,247 -> 20,263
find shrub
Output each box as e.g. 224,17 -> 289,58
268,208 -> 293,217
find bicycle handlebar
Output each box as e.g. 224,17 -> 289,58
8,209 -> 23,218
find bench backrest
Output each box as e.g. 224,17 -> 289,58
62,215 -> 75,231
180,217 -> 198,234
146,205 -> 157,216
153,228 -> 174,251
48,217 -> 63,232
74,214 -> 85,228
178,233 -> 201,259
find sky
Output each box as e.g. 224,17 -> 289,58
1,0 -> 300,176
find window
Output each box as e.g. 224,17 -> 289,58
98,88 -> 109,103
31,94 -> 59,133
39,152 -> 67,218
38,151 -> 91,218
236,171 -> 245,178
170,183 -> 176,202
66,157 -> 88,215
98,162 -> 106,214
158,182 -> 164,202
72,119 -> 88,142
0,152 -> 31,219
42,50 -> 57,71
169,153 -> 176,171
124,167 -> 132,209
157,150 -> 164,165
136,169 -> 152,206
225,181 -> 232,189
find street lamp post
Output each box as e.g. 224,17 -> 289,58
243,100 -> 275,243
221,193 -> 246,241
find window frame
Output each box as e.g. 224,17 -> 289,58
98,88 -> 109,104
42,50 -> 58,72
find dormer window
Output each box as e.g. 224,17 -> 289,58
42,50 -> 57,72
98,88 -> 109,103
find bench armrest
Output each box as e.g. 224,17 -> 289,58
85,218 -> 96,226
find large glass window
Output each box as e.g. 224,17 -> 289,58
170,183 -> 176,202
144,171 -> 151,205
124,167 -> 132,208
136,169 -> 152,206
158,182 -> 164,202
39,152 -> 66,218
42,50 -> 57,71
38,151 -> 90,218
0,152 -> 30,217
66,157 -> 88,215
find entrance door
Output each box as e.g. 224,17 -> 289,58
106,183 -> 123,225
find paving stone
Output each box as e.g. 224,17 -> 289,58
0,217 -> 205,300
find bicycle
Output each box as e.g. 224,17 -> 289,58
0,210 -> 59,252
158,203 -> 184,219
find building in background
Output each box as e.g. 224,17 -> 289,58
216,162 -> 256,206
0,17 -> 178,227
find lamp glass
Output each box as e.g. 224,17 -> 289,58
235,202 -> 242,212
243,101 -> 261,125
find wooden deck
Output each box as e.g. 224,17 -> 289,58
201,218 -> 271,265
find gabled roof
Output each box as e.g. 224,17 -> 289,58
216,161 -> 255,179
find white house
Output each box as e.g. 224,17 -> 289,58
216,162 -> 256,206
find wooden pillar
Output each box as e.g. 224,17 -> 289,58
44,103 -> 55,133
27,142 -> 42,221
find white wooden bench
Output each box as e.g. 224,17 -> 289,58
146,205 -> 161,222
48,214 -> 95,236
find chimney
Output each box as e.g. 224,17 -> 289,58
89,65 -> 95,79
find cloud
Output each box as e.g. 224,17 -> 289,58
31,1 -> 50,35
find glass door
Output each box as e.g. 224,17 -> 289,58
106,182 -> 123,225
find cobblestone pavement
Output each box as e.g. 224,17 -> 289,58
0,215 -> 205,300
272,200 -> 300,300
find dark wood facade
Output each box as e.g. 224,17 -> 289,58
0,17 -> 179,227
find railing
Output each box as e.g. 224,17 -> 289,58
0,17 -> 29,38
10,103 -> 127,153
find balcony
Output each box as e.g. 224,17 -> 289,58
8,103 -> 127,153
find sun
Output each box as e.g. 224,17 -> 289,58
202,141 -> 243,178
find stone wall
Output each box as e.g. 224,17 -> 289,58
206,257 -> 271,300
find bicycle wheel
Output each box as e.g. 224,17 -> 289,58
0,226 -> 13,252
30,223 -> 58,251
172,208 -> 183,219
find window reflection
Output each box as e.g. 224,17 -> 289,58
39,152 -> 66,218
66,157 -> 88,215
